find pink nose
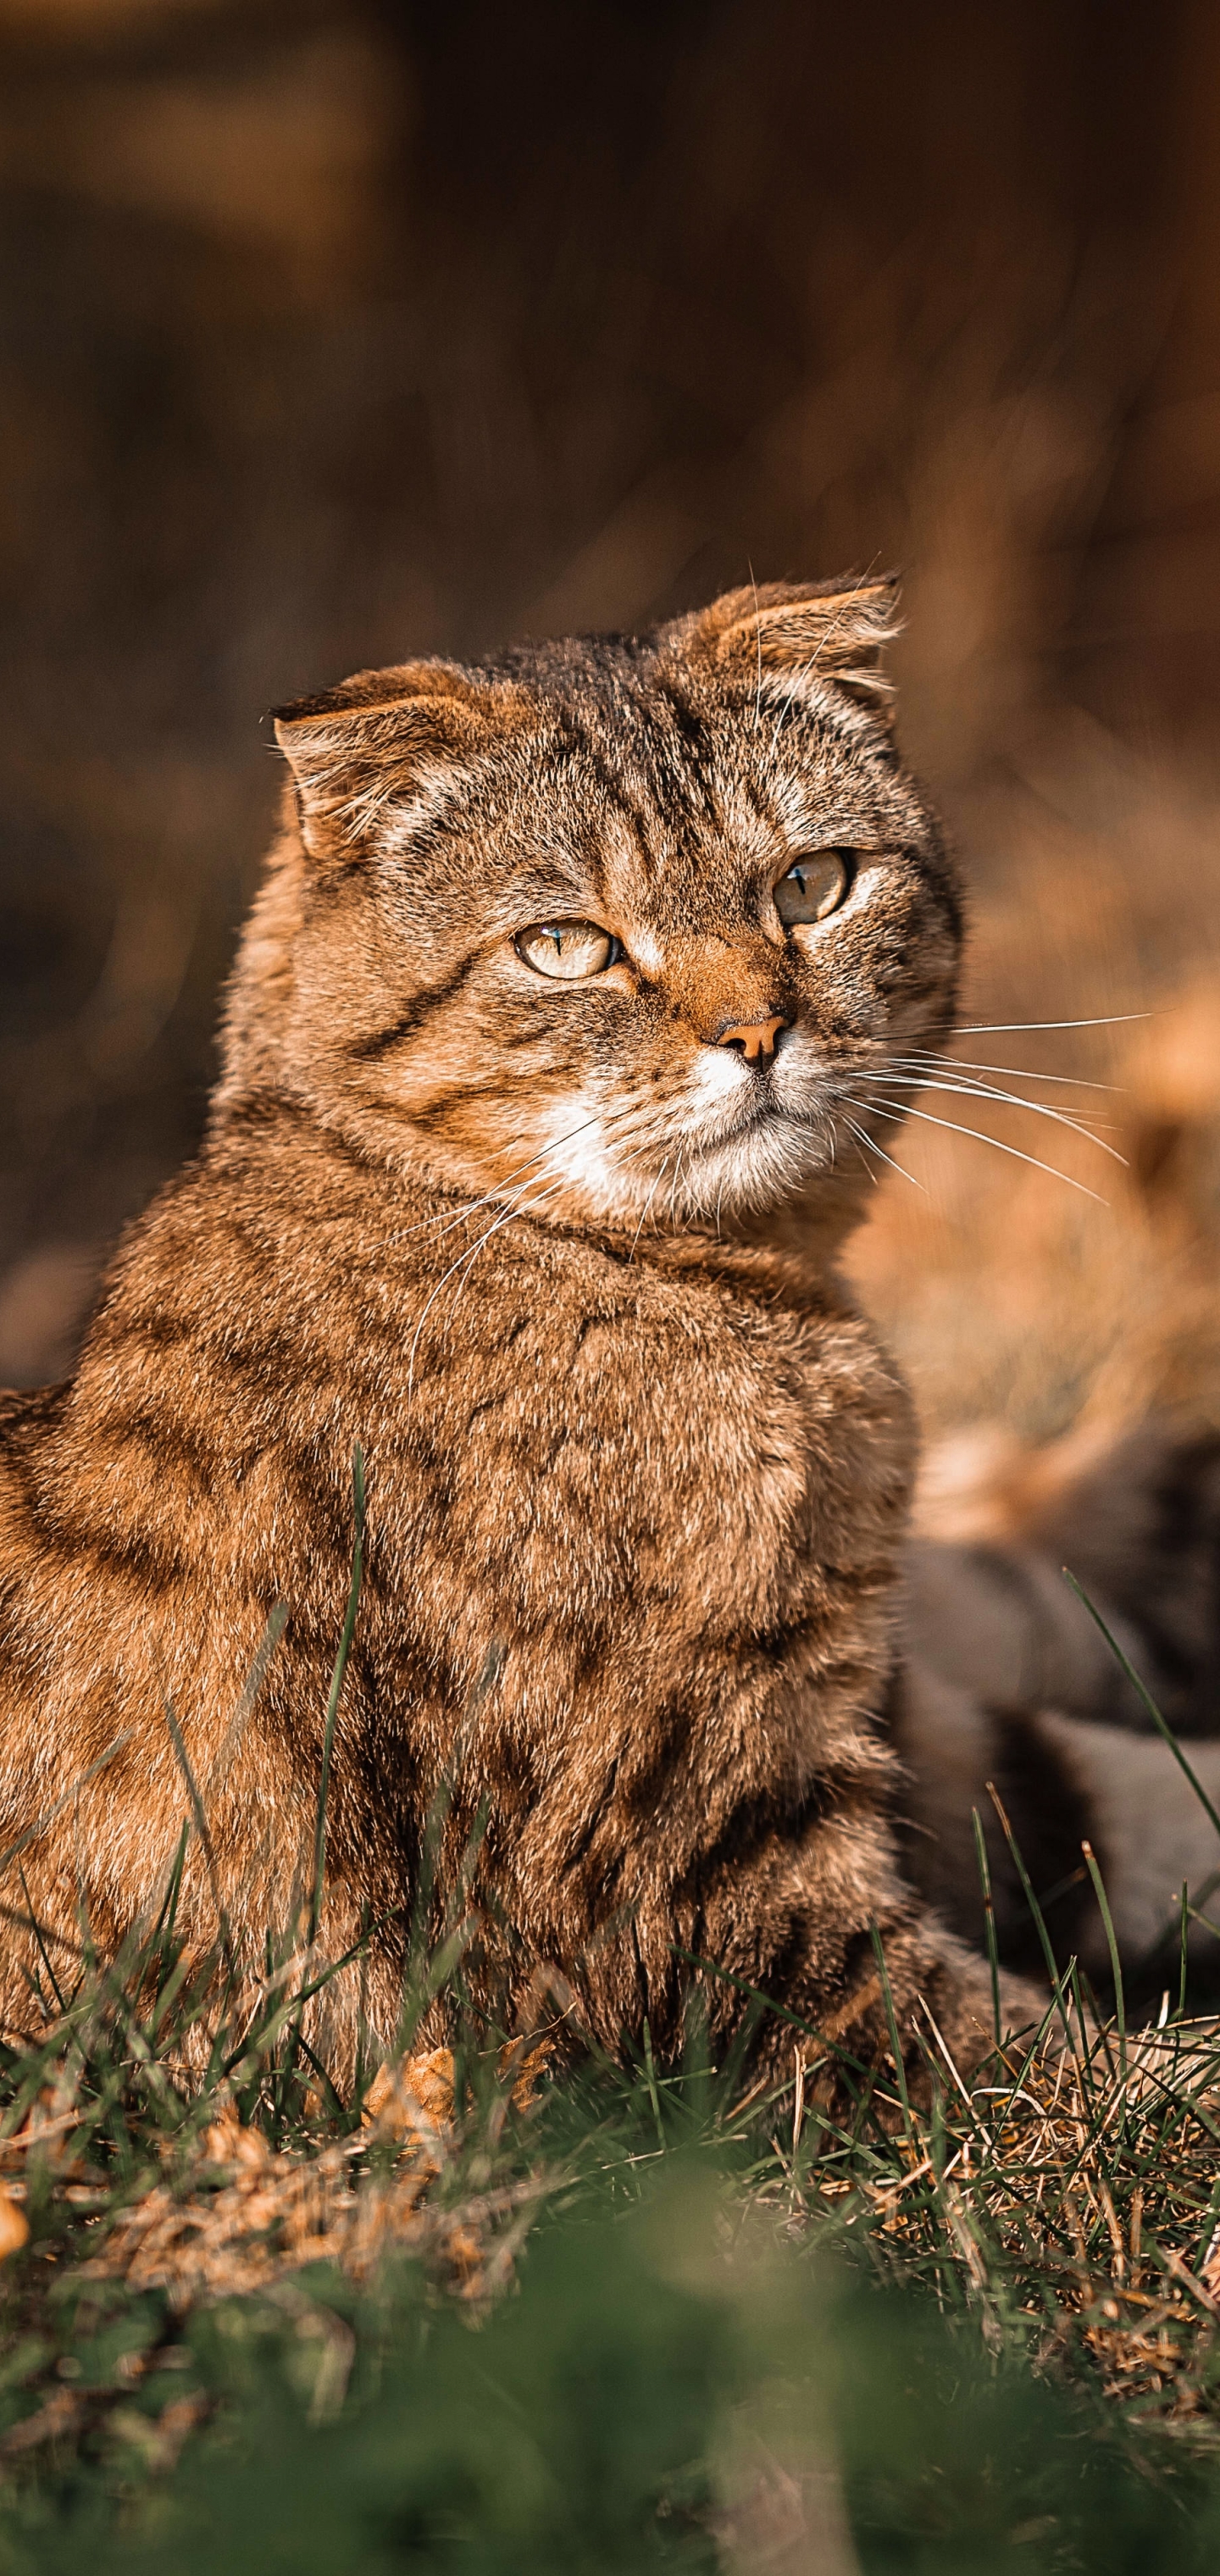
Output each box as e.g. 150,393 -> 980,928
715,1014 -> 788,1063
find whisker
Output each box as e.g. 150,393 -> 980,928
861,1067 -> 1122,1154
880,1050 -> 1120,1091
951,1015 -> 1150,1036
420,1122 -> 666,1376
629,1157 -> 670,1259
749,566 -> 763,736
438,1176 -> 570,1332
395,1110 -> 616,1249
407,1174 -> 569,1390
838,1108 -> 925,1191
401,1093 -> 679,1270
907,1074 -> 1121,1135
441,1133 -> 661,1342
854,1095 -> 1109,1202
840,1113 -> 884,1188
847,1069 -> 1125,1164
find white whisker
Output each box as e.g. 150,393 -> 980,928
441,1135 -> 659,1341
855,1095 -> 1109,1202
629,1158 -> 669,1259
749,566 -> 763,735
951,1015 -> 1150,1035
409,1176 -> 574,1390
437,1179 -> 568,1335
838,1108 -> 924,1191
848,1069 -> 1125,1164
418,1118 -> 668,1375
880,1050 -> 1120,1091
407,1173 -> 571,1391
398,1110 -> 617,1249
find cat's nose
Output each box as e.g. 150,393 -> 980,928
715,1013 -> 790,1063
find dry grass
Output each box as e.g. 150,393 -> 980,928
4,1813 -> 1220,2568
4,1913 -> 1220,2458
807,2015 -> 1220,2439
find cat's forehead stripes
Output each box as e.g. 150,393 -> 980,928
539,691 -> 729,892
505,688 -> 916,941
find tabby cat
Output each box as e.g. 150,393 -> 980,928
1,575 -> 1212,2085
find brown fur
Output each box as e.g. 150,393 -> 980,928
0,577 -> 1029,2080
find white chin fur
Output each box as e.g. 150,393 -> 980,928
535,1091 -> 833,1224
665,1115 -> 828,1218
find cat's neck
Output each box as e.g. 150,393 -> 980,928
570,1191 -> 868,1301
206,1091 -> 868,1317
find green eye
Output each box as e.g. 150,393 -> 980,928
515,919 -> 618,980
774,851 -> 853,927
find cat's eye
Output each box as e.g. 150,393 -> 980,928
774,851 -> 853,928
515,919 -> 619,980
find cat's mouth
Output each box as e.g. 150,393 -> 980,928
535,1058 -> 862,1223
646,1087 -> 840,1214
689,1066 -> 836,1152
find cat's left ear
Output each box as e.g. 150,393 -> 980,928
668,574 -> 901,718
273,660 -> 530,864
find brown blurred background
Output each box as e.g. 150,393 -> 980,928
2,0 -> 1219,1469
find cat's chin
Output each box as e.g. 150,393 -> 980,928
570,1105 -> 835,1228
667,1108 -> 835,1219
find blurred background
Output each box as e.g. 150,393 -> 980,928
2,0 -> 1219,1488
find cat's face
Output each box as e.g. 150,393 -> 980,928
258,580 -> 961,1229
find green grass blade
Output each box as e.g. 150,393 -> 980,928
206,1597 -> 289,1794
1081,1840 -> 1126,2074
972,1806 -> 1002,2044
0,1727 -> 136,1885
308,1443 -> 366,1949
985,1780 -> 1079,2058
669,1945 -> 876,2095
641,2018 -> 664,2150
1063,1567 -> 1220,1842
868,1922 -> 914,2144
163,1693 -> 232,1969
17,1862 -> 65,2014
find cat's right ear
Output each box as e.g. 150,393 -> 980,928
273,661 -> 529,864
666,574 -> 901,717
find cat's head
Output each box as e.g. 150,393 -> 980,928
218,576 -> 961,1230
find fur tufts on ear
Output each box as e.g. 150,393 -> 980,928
273,660 -> 530,862
668,574 -> 901,715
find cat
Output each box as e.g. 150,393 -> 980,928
0,571 -> 1172,2088
897,1419 -> 1220,1994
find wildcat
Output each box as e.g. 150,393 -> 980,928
0,574 -> 1147,2081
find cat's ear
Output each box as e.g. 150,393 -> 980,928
273,660 -> 529,863
669,575 -> 901,716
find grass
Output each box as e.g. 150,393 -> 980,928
3,1582 -> 1220,2567
3,1903 -> 1220,2566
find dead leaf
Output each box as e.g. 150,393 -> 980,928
498,2034 -> 553,2110
363,2046 -> 455,2135
0,2185 -> 30,2260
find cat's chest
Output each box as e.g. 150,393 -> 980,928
374,1242 -> 914,1637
